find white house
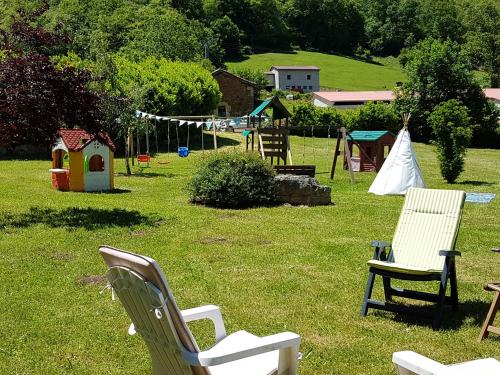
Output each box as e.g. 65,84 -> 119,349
265,66 -> 320,93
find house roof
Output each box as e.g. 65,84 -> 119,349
270,66 -> 320,71
348,130 -> 394,142
58,129 -> 116,152
314,91 -> 395,104
249,96 -> 291,120
212,69 -> 258,87
484,88 -> 500,102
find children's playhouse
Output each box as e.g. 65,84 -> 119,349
344,130 -> 395,172
49,129 -> 115,192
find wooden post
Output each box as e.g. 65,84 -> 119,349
341,127 -> 355,184
330,131 -> 341,180
212,115 -> 217,151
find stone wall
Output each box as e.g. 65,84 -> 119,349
274,175 -> 331,206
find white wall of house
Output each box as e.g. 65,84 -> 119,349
271,68 -> 320,92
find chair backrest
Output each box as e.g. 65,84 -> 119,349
100,246 -> 210,375
390,188 -> 466,271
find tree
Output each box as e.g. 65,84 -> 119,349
112,56 -> 221,116
0,4 -> 107,150
460,0 -> 500,87
284,0 -> 364,53
429,100 -> 473,183
361,0 -> 422,55
210,16 -> 242,57
396,38 -> 493,142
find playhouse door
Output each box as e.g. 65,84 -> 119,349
84,142 -> 110,191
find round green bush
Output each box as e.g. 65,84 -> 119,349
188,152 -> 276,208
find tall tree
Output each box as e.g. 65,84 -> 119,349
396,38 -> 496,143
0,4 -> 107,149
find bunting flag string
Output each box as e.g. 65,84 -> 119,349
134,109 -> 246,130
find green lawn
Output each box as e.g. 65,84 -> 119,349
227,51 -> 405,90
0,134 -> 499,374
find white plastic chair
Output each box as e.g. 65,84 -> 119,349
100,246 -> 301,375
393,351 -> 500,375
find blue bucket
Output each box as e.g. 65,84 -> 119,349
178,147 -> 190,158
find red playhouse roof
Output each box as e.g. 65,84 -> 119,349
314,91 -> 395,104
58,129 -> 116,152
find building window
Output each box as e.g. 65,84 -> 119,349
309,86 -> 313,90
89,155 -> 105,172
285,85 -> 290,89
292,85 -> 296,89
217,105 -> 227,117
287,74 -> 291,80
307,74 -> 311,80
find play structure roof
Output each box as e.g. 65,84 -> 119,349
348,130 -> 394,142
58,129 -> 116,152
249,96 -> 291,120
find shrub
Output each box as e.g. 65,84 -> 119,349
344,102 -> 400,134
188,152 -> 276,208
428,100 -> 474,183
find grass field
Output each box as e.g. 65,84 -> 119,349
227,51 -> 405,91
0,133 -> 499,374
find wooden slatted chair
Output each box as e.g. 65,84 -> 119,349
478,282 -> 500,341
392,351 -> 500,375
361,188 -> 466,329
100,246 -> 301,375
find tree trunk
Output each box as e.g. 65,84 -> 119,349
124,132 -> 131,176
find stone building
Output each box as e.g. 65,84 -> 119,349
212,69 -> 258,117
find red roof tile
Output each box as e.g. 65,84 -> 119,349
58,129 -> 115,152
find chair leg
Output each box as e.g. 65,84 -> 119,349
478,291 -> 500,341
449,263 -> 459,311
433,269 -> 449,330
382,277 -> 393,302
361,271 -> 376,317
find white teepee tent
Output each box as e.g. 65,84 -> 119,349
369,115 -> 425,195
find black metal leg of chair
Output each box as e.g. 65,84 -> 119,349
361,271 -> 376,317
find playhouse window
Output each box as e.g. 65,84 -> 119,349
89,155 -> 105,172
54,149 -> 68,169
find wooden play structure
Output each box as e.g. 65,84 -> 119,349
50,129 -> 115,192
344,130 -> 395,172
330,128 -> 395,183
249,96 -> 316,177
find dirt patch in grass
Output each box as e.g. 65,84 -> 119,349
258,239 -> 272,245
200,237 -> 229,244
51,252 -> 75,262
130,230 -> 146,236
78,275 -> 107,286
216,213 -> 237,219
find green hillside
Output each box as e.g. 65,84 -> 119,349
227,51 -> 405,91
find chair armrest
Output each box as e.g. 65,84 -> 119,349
371,240 -> 391,260
182,331 -> 301,367
392,351 -> 448,374
439,250 -> 461,257
181,305 -> 227,342
371,240 -> 392,249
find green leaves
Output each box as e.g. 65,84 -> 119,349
188,152 -> 276,208
113,56 -> 221,116
429,99 -> 473,183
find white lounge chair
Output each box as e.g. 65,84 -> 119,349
100,246 -> 301,375
393,351 -> 500,375
361,188 -> 466,329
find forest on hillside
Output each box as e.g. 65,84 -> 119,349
1,0 -> 498,86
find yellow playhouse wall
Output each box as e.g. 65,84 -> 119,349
69,151 -> 84,191
109,151 -> 114,189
